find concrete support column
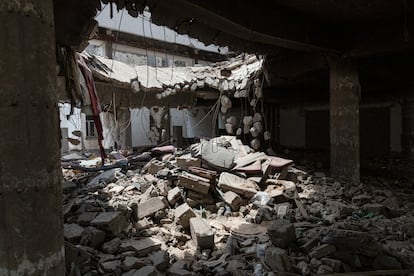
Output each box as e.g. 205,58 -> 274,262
402,96 -> 414,159
0,1 -> 64,275
329,57 -> 360,184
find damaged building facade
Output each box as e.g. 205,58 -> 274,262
1,0 -> 414,275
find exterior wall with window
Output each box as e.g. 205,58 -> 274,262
87,40 -> 207,68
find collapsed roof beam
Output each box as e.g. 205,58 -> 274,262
148,0 -> 340,54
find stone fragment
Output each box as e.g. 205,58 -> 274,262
135,218 -> 153,231
267,220 -> 296,249
121,256 -> 145,271
174,203 -> 196,229
109,185 -> 125,194
176,155 -> 201,170
218,172 -> 259,198
321,258 -> 342,272
147,160 -> 165,175
77,212 -> 98,226
80,227 -> 105,249
102,238 -> 121,254
317,264 -> 334,274
178,172 -> 210,195
223,191 -> 242,211
135,265 -> 157,276
149,250 -> 170,271
326,200 -> 355,217
137,196 -> 169,219
309,244 -> 336,259
157,180 -> 169,196
372,254 -> 402,270
101,260 -> 122,273
64,223 -> 85,242
167,187 -> 182,206
264,246 -> 291,272
120,237 -> 162,257
91,211 -> 127,237
190,217 -> 214,249
296,261 -> 311,276
87,168 -> 118,186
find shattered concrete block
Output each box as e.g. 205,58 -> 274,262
80,226 -> 105,249
77,212 -> 98,226
190,217 -> 214,249
109,185 -> 125,194
176,155 -> 201,170
101,260 -> 122,273
157,179 -> 169,196
147,160 -> 165,175
137,196 -> 169,219
91,211 -> 127,237
135,218 -> 153,231
167,187 -> 182,206
120,237 -> 162,257
149,250 -> 170,271
267,219 -> 296,249
264,246 -> 292,272
135,265 -> 157,276
372,254 -> 402,270
121,256 -> 145,271
218,172 -> 259,198
174,203 -> 196,229
64,223 -> 85,242
87,168 -> 118,186
309,244 -> 336,259
102,238 -> 121,254
223,191 -> 242,211
178,172 -> 210,195
321,258 -> 342,272
187,190 -> 204,200
317,264 -> 334,274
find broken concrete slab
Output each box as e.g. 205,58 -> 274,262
101,259 -> 122,273
264,246 -> 292,272
174,203 -> 196,229
218,172 -> 259,198
79,226 -> 105,249
121,256 -> 145,271
190,217 -> 214,249
267,219 -> 296,249
137,196 -> 169,219
77,212 -> 98,226
120,237 -> 162,257
87,168 -> 119,186
134,265 -> 157,276
102,238 -> 121,254
167,187 -> 182,206
147,160 -> 166,175
149,250 -> 170,271
178,172 -> 211,195
309,244 -> 336,259
176,154 -> 201,170
91,211 -> 127,237
64,223 -> 85,242
223,191 -> 242,211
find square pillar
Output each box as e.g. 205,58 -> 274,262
0,1 -> 64,274
402,96 -> 414,159
329,57 -> 360,184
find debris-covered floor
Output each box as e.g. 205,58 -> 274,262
62,136 -> 414,275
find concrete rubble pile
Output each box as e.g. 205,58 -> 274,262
62,136 -> 414,275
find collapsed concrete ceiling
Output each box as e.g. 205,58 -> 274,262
54,0 -> 414,98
